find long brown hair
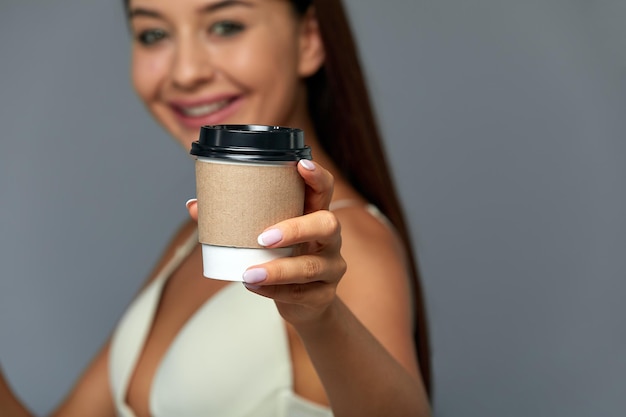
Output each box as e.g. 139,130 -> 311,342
296,0 -> 432,396
122,0 -> 431,397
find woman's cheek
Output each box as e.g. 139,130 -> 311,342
132,52 -> 168,100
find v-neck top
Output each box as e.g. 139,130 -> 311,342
108,229 -> 333,417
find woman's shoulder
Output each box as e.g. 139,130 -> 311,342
330,199 -> 399,246
330,198 -> 409,288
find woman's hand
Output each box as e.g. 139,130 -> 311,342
187,159 -> 346,326
243,159 -> 346,325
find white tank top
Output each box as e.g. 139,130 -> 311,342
108,201 -> 386,416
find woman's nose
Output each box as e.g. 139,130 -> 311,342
171,36 -> 214,90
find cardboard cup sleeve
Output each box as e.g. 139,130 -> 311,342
196,160 -> 305,248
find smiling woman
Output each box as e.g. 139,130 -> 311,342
0,0 -> 431,416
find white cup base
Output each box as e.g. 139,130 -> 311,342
201,244 -> 293,281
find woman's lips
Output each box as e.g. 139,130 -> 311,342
170,95 -> 243,128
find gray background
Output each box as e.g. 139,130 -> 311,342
1,0 -> 624,416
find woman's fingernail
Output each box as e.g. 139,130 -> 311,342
185,198 -> 197,209
299,159 -> 315,171
257,229 -> 283,246
243,268 -> 267,284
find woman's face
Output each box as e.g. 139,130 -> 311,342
128,0 -> 323,149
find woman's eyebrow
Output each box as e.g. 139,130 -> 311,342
128,8 -> 162,20
199,0 -> 255,13
128,1 -> 254,20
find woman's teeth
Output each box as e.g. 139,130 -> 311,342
181,99 -> 230,117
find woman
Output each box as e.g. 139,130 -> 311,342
0,0 -> 431,416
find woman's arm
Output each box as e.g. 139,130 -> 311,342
296,298 -> 429,417
214,160 -> 431,417
0,342 -> 115,417
49,343 -> 116,417
295,206 -> 430,417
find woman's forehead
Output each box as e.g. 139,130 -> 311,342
127,0 -> 288,8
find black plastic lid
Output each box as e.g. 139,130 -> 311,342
190,125 -> 312,162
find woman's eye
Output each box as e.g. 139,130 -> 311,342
209,21 -> 244,37
136,29 -> 168,46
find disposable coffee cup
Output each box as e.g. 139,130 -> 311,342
189,125 -> 312,281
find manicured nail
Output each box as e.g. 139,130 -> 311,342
299,159 -> 315,171
185,198 -> 197,209
257,229 -> 283,247
243,268 -> 267,284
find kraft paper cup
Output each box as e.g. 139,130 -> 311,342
190,125 -> 312,281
